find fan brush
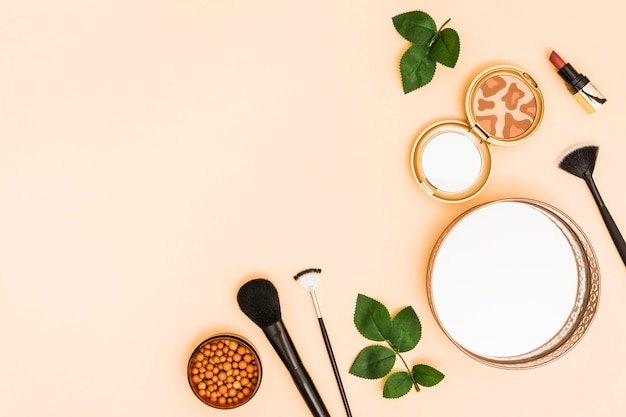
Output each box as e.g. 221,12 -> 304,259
559,145 -> 626,265
294,268 -> 352,417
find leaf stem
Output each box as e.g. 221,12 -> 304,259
438,18 -> 451,32
428,17 -> 452,45
388,343 -> 420,392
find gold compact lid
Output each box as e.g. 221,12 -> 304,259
465,66 -> 544,146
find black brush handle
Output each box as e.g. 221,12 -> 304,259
584,173 -> 626,266
290,366 -> 332,417
263,321 -> 331,417
318,317 -> 352,417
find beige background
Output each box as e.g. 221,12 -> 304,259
1,0 -> 625,415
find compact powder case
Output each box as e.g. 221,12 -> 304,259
187,334 -> 262,409
411,65 -> 545,202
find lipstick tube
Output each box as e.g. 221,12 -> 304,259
549,50 -> 606,113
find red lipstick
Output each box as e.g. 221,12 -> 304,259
549,50 -> 606,113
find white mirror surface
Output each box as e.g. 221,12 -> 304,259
429,201 -> 579,360
421,132 -> 482,193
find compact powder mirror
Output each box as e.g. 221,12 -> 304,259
421,130 -> 483,193
411,66 -> 545,202
427,199 -> 599,369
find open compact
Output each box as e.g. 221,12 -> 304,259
427,199 -> 599,368
411,66 -> 545,202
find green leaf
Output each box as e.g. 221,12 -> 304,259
383,371 -> 413,398
412,364 -> 445,387
354,294 -> 392,341
389,306 -> 422,352
392,11 -> 436,45
349,345 -> 396,379
399,44 -> 436,94
429,27 -> 460,68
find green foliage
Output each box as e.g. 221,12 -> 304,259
349,345 -> 396,379
412,364 -> 445,387
353,293 -> 392,342
392,11 -> 460,93
390,306 -> 421,352
399,45 -> 436,95
392,11 -> 436,44
349,294 -> 444,399
383,371 -> 413,399
429,27 -> 460,68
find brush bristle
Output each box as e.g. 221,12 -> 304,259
558,145 -> 599,178
293,268 -> 321,281
237,278 -> 281,328
293,268 -> 322,291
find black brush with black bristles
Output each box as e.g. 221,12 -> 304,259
559,145 -> 626,265
237,278 -> 331,417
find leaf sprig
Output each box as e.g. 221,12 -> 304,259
392,11 -> 460,93
349,294 -> 444,398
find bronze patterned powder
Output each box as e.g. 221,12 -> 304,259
472,74 -> 537,139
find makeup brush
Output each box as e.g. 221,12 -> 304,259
294,268 -> 352,417
237,278 -> 331,417
559,145 -> 626,265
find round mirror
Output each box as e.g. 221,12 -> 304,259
427,199 -> 599,368
411,120 -> 492,203
421,132 -> 482,193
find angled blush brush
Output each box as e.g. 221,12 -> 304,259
294,268 -> 352,417
559,145 -> 626,265
237,278 -> 331,417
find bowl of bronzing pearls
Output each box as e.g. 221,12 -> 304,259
187,334 -> 262,409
